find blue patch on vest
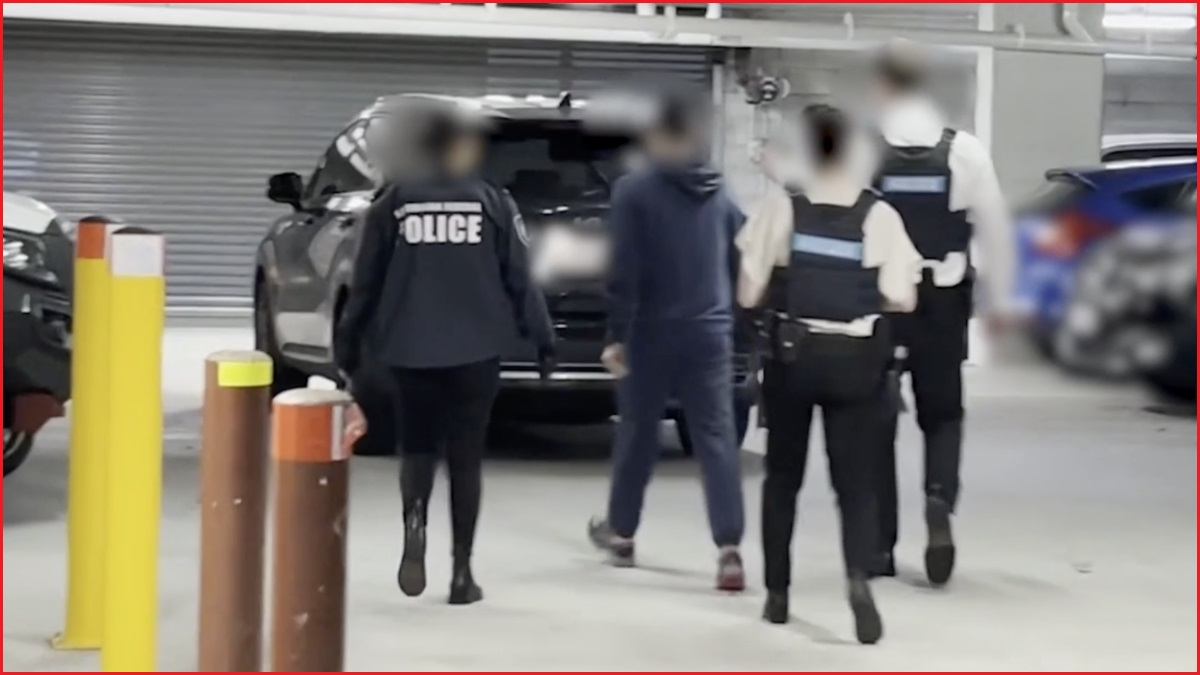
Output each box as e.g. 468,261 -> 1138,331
792,233 -> 864,261
880,175 -> 947,194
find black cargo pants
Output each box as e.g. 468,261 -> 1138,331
761,324 -> 891,591
874,280 -> 972,556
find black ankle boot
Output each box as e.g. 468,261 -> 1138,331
448,554 -> 483,606
397,501 -> 427,597
924,495 -> 956,587
762,591 -> 789,624
847,574 -> 883,645
867,551 -> 896,579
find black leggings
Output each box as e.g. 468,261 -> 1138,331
393,358 -> 500,557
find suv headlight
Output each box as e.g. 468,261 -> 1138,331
3,231 -> 58,284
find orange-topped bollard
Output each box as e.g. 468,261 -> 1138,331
269,389 -> 361,673
54,216 -> 120,651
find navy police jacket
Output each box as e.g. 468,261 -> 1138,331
336,177 -> 555,371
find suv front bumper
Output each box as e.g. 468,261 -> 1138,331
495,354 -> 759,421
4,275 -> 72,431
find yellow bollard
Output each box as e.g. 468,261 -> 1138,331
54,217 -> 118,651
101,228 -> 166,672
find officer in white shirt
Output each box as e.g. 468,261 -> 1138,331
737,104 -> 922,645
868,41 -> 1015,586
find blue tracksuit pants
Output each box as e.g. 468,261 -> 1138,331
606,323 -> 745,547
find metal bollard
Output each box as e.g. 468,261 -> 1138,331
269,389 -> 356,673
54,217 -> 118,651
198,351 -> 273,672
101,227 -> 166,672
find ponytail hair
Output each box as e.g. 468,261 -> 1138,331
800,104 -> 849,169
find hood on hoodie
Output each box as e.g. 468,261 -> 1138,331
653,161 -> 724,199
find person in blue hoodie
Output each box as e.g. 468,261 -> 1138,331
587,93 -> 748,591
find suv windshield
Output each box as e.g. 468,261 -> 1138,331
484,121 -> 633,203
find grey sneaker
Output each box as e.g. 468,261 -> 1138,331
587,516 -> 635,567
716,548 -> 746,592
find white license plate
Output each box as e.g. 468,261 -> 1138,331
533,228 -> 610,283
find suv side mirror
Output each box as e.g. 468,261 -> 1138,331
267,172 -> 305,209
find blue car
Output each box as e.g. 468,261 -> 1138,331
1015,157 -> 1196,355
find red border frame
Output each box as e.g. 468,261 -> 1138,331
0,1 -> 1196,673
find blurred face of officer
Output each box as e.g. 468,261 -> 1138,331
444,131 -> 484,177
871,40 -> 929,105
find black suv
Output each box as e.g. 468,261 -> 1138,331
253,94 -> 757,453
3,192 -> 74,476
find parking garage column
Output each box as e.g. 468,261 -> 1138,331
979,3 -> 1106,199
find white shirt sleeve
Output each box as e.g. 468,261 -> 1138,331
951,132 -> 1016,314
863,201 -> 922,313
735,183 -> 793,308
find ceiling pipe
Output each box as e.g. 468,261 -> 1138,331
1057,3 -> 1096,43
8,3 -> 1195,59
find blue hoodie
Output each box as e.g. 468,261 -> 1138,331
606,162 -> 745,344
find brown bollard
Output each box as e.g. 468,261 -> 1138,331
199,351 -> 273,672
269,389 -> 356,673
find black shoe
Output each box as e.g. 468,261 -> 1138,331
924,496 -> 956,587
397,507 -> 427,597
848,576 -> 883,645
867,551 -> 896,579
762,591 -> 789,624
448,560 -> 483,606
587,516 -> 635,567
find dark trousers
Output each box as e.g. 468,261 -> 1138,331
393,358 -> 500,557
607,323 -> 745,548
875,282 -> 970,555
761,329 -> 889,591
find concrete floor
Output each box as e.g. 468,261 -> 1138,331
4,328 -> 1196,671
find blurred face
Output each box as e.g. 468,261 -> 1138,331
642,127 -> 698,164
445,132 -> 483,176
871,75 -> 901,107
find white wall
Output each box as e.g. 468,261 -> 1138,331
1104,69 -> 1197,134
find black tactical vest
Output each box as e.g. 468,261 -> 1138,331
766,191 -> 883,323
874,128 -> 973,264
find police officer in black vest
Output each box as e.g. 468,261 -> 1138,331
868,41 -> 1014,585
336,101 -> 556,606
737,105 -> 922,645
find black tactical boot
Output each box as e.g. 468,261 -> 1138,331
762,591 -> 789,625
924,496 -> 956,587
397,501 -> 427,597
867,551 -> 896,579
397,455 -> 436,597
448,550 -> 483,606
847,574 -> 883,645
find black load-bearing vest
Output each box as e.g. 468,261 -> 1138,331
766,190 -> 884,323
874,128 -> 973,264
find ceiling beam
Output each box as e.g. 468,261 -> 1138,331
4,3 -> 1194,59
